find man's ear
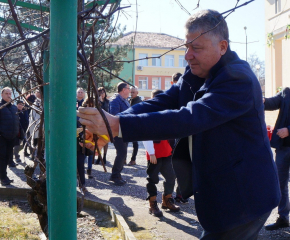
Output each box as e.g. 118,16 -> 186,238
220,40 -> 228,56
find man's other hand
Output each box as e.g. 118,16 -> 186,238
149,155 -> 157,164
77,107 -> 120,137
277,128 -> 289,139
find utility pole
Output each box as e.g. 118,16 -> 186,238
231,27 -> 258,62
244,26 -> 247,61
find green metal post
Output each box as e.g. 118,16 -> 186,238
43,50 -> 51,234
49,0 -> 77,239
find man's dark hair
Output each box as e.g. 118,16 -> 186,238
172,72 -> 182,83
117,82 -> 128,93
17,100 -> 24,105
152,89 -> 164,98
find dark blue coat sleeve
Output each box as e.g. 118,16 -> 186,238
264,92 -> 282,111
119,69 -> 254,142
119,84 -> 180,116
109,98 -> 121,116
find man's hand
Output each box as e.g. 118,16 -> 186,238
277,128 -> 289,139
79,129 -> 109,153
77,107 -> 120,137
149,154 -> 157,164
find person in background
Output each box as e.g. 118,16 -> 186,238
76,121 -> 88,192
28,90 -> 42,160
143,89 -> 180,217
170,73 -> 190,204
0,87 -> 19,185
81,97 -> 96,179
76,93 -> 89,192
127,86 -> 142,166
25,92 -> 36,116
171,72 -> 182,85
76,88 -> 85,108
264,87 -> 290,230
108,82 -> 130,186
95,87 -> 109,165
23,92 -> 36,157
13,100 -> 29,163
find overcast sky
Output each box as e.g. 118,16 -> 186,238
116,0 -> 265,62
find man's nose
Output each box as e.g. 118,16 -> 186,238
185,48 -> 194,61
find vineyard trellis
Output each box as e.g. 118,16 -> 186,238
0,0 -> 131,238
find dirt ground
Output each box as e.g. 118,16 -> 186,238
2,143 -> 290,239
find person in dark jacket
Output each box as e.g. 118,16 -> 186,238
108,82 -> 130,186
23,93 -> 36,157
127,86 -> 142,166
0,87 -> 19,186
13,100 -> 29,163
25,93 -> 36,116
264,87 -> 290,230
78,9 -> 280,239
169,72 -> 189,204
95,87 -> 109,165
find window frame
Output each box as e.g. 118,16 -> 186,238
275,0 -> 281,14
138,76 -> 148,90
165,55 -> 174,67
165,77 -> 172,90
179,55 -> 187,67
152,77 -> 161,90
152,54 -> 161,67
138,53 -> 148,66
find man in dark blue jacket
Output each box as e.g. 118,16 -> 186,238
109,82 -> 130,186
264,88 -> 290,230
78,9 -> 280,239
0,87 -> 19,186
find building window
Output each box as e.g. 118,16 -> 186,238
152,77 -> 161,89
152,54 -> 161,66
165,77 -> 172,90
179,55 -> 187,67
138,76 -> 148,89
165,55 -> 174,67
275,0 -> 281,14
138,53 -> 148,66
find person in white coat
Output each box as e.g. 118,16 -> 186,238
28,90 -> 42,160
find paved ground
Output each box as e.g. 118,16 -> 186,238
4,142 -> 290,239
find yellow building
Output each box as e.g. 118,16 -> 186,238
113,32 -> 187,98
265,0 -> 290,125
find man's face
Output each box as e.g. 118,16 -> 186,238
35,91 -> 41,99
1,89 -> 12,102
17,103 -> 24,110
131,88 -> 138,99
77,90 -> 85,100
185,31 -> 227,79
121,84 -> 130,99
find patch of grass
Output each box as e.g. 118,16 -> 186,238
0,205 -> 42,240
99,227 -> 121,240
